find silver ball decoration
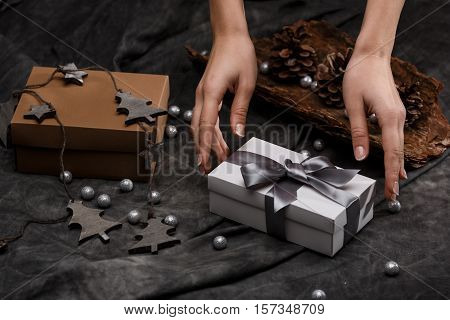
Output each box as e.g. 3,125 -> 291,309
300,75 -> 313,88
80,186 -> 95,200
200,50 -> 209,56
310,80 -> 318,91
313,139 -> 325,152
59,170 -> 72,184
168,105 -> 181,117
259,61 -> 270,74
368,113 -> 378,124
311,289 -> 327,300
163,215 -> 178,227
387,199 -> 401,213
119,178 -> 134,192
300,149 -> 311,159
384,261 -> 400,276
148,190 -> 161,204
127,209 -> 142,225
165,125 -> 177,138
183,110 -> 193,122
213,235 -> 227,250
97,194 -> 111,208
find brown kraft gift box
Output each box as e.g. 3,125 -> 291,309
11,66 -> 169,181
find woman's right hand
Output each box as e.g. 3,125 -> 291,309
192,34 -> 257,173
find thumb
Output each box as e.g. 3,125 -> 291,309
230,81 -> 253,137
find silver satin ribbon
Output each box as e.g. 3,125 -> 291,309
227,151 -> 361,242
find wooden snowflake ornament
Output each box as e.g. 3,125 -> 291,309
67,200 -> 122,243
115,91 -> 167,126
129,218 -> 180,254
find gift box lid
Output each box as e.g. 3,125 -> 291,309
208,137 -> 376,235
11,67 -> 169,153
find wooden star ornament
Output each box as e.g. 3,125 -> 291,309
23,104 -> 56,123
67,200 -> 122,243
58,63 -> 88,85
115,91 -> 167,126
129,218 -> 180,254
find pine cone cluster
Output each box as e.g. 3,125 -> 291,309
397,81 -> 424,126
269,26 -> 317,81
314,48 -> 353,108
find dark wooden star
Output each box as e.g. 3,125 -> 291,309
115,91 -> 167,126
129,218 -> 180,254
67,200 -> 122,243
23,104 -> 56,123
58,63 -> 88,85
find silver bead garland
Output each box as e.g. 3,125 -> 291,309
165,125 -> 177,138
183,110 -> 193,122
148,190 -> 161,204
311,289 -> 327,300
163,215 -> 178,227
59,170 -> 72,184
387,199 -> 401,213
119,178 -> 134,192
300,75 -> 313,88
168,105 -> 181,117
97,194 -> 111,208
313,139 -> 325,152
259,61 -> 270,74
127,209 -> 142,225
213,235 -> 227,250
384,261 -> 400,276
80,186 -> 95,200
300,149 -> 311,159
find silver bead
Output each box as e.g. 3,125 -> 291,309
59,170 -> 72,184
163,215 -> 178,227
310,80 -> 318,91
127,209 -> 142,225
165,125 -> 177,138
200,50 -> 209,56
387,199 -> 401,213
300,75 -> 313,88
183,110 -> 193,122
384,261 -> 400,276
148,190 -> 161,204
311,289 -> 327,300
344,109 -> 349,119
168,105 -> 181,117
80,186 -> 95,201
213,235 -> 227,250
97,194 -> 111,208
313,139 -> 325,152
300,149 -> 311,159
259,61 -> 270,74
119,178 -> 134,192
368,113 -> 378,124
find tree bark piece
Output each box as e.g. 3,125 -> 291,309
186,20 -> 449,168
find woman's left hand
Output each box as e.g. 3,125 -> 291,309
343,52 -> 407,200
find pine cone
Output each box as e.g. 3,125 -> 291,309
397,81 -> 424,127
269,26 -> 317,81
315,48 -> 353,108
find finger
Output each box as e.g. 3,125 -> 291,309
398,123 -> 407,180
345,95 -> 369,161
380,114 -> 403,200
215,120 -> 230,161
191,83 -> 204,168
199,81 -> 227,172
230,79 -> 254,137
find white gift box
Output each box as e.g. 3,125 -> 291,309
208,137 -> 375,256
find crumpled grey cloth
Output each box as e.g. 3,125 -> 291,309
0,0 -> 448,299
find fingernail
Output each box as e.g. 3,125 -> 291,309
402,168 -> 408,179
197,154 -> 202,167
235,124 -> 245,137
393,181 -> 399,196
354,146 -> 366,161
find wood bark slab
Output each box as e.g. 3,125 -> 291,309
186,20 -> 449,168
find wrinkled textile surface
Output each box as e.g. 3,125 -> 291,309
0,0 -> 449,299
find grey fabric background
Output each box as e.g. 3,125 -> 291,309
0,0 -> 448,299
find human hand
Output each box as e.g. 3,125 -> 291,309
192,34 -> 257,173
343,53 -> 407,200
